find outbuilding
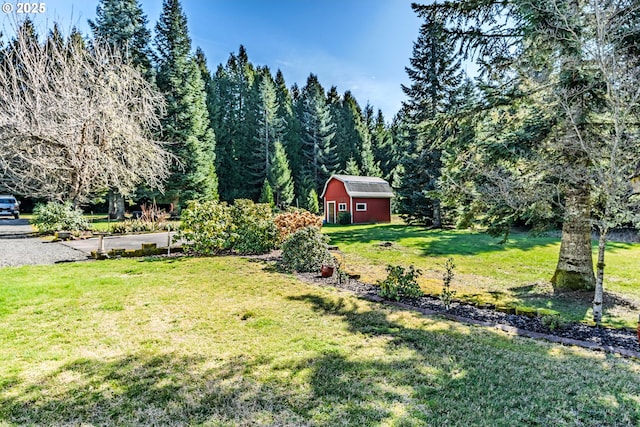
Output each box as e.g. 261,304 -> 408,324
320,174 -> 394,224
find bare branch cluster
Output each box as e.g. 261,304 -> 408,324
0,24 -> 172,205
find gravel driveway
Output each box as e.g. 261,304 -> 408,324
0,218 -> 88,268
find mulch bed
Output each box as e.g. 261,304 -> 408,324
292,271 -> 640,358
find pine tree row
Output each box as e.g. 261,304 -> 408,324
88,0 -> 402,211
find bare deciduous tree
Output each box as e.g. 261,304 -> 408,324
0,23 -> 172,206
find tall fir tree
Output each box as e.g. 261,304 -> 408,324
210,46 -> 260,201
326,86 -> 351,171
274,70 -> 303,200
269,141 -> 295,207
251,67 -> 284,187
89,0 -> 152,76
372,109 -> 396,180
357,101 -> 382,177
153,0 -> 217,206
89,0 -> 154,218
298,74 -> 338,193
397,15 -> 463,227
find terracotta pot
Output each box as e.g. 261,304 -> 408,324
320,265 -> 334,278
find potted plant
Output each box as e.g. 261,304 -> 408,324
320,264 -> 334,278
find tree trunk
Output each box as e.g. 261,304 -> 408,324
108,191 -> 115,219
592,228 -> 607,324
432,199 -> 442,229
114,194 -> 125,220
108,190 -> 126,220
551,186 -> 595,291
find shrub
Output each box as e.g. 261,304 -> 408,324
110,219 -> 167,234
541,314 -> 567,331
178,200 -> 236,255
230,199 -> 278,254
440,258 -> 456,310
377,265 -> 423,301
281,226 -> 333,272
338,211 -> 351,225
32,201 -> 90,234
274,209 -> 323,242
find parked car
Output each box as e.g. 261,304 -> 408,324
0,195 -> 20,219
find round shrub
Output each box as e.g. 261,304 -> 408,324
230,199 -> 278,254
32,201 -> 90,234
179,200 -> 236,255
338,211 -> 351,225
281,226 -> 333,272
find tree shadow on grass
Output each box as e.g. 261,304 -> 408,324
325,224 -> 419,245
326,224 -> 557,256
0,353 -> 308,426
416,231 -> 557,257
287,293 -> 640,426
3,293 -> 640,425
505,282 -> 639,327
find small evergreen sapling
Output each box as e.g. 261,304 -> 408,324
259,179 -> 275,208
307,188 -> 319,214
440,258 -> 456,310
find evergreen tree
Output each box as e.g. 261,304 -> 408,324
326,86 -> 351,170
194,47 -> 216,123
415,0 -> 640,297
269,141 -> 295,207
275,71 -> 303,201
154,0 -> 217,206
252,67 -> 284,187
89,0 -> 154,218
372,109 -> 396,180
259,179 -> 274,207
210,46 -> 259,201
340,92 -> 367,170
298,74 -> 338,193
89,0 -> 152,75
307,188 -> 319,214
344,157 -> 361,175
397,14 -> 463,227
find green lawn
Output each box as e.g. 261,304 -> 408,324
1,257 -> 639,425
323,220 -> 640,328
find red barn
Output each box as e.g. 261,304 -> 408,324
320,175 -> 394,224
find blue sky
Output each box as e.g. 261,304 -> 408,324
1,0 -> 425,119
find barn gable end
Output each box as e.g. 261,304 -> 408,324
321,175 -> 394,224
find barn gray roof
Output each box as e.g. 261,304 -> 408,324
321,175 -> 395,198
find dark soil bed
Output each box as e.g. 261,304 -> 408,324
295,271 -> 640,356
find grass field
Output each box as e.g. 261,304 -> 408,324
323,219 -> 640,328
1,256 -> 639,425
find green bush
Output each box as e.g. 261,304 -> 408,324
178,200 -> 236,255
32,201 -> 90,234
541,313 -> 567,331
377,265 -> 423,301
281,226 -> 333,272
338,211 -> 351,225
231,199 -> 278,254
